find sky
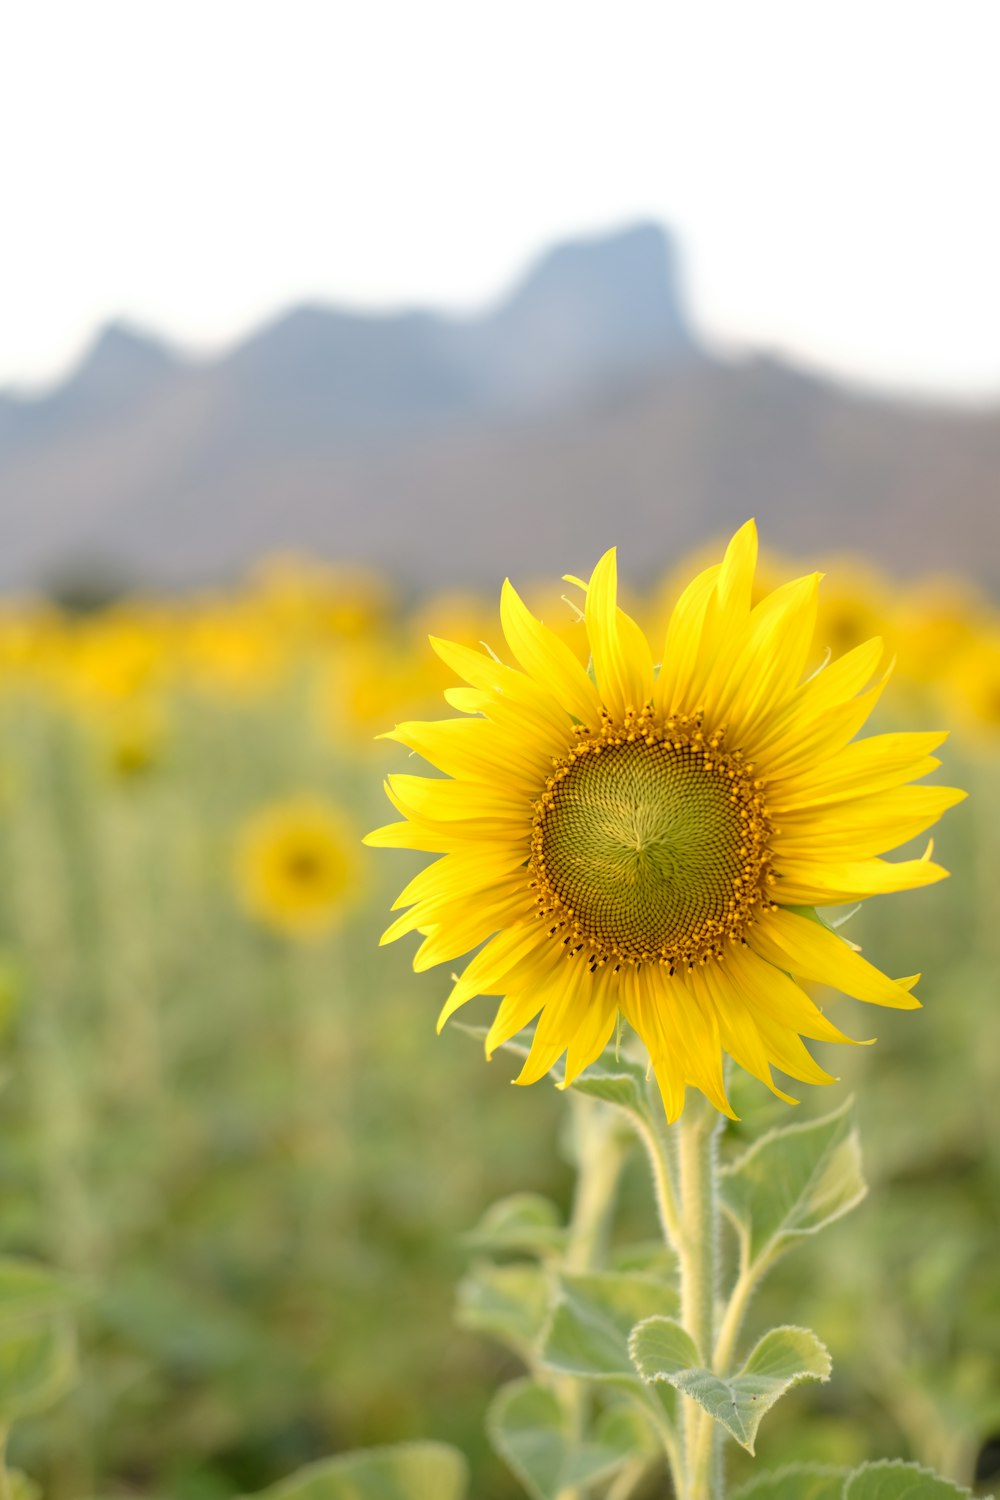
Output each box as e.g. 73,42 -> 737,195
4,0 -> 999,398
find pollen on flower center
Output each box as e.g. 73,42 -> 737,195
530,709 -> 774,971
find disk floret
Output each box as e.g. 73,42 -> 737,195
529,703 -> 774,973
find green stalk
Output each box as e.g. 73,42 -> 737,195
556,1094 -> 627,1500
635,1074 -> 683,1250
676,1092 -> 723,1500
563,1092 -> 625,1273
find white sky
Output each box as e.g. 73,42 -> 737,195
3,0 -> 999,397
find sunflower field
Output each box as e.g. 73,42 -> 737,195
0,540 -> 996,1498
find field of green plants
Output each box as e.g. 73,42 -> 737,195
0,549 -> 996,1497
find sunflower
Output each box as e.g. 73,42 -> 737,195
366,522 -> 964,1119
237,798 -> 357,939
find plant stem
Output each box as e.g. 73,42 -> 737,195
556,1094 -> 627,1500
635,1076 -> 683,1250
676,1092 -> 722,1500
564,1092 -> 625,1273
712,1261 -> 760,1376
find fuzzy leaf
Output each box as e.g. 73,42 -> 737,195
463,1194 -> 567,1258
455,1263 -> 550,1361
567,1054 -> 654,1124
249,1442 -> 468,1500
630,1320 -> 831,1454
843,1461 -> 978,1499
730,1466 -> 848,1499
488,1379 -> 637,1500
720,1098 -> 866,1268
542,1271 -> 677,1388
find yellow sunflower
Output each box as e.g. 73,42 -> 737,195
366,522 -> 964,1119
237,798 -> 357,939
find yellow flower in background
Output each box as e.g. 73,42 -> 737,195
237,799 -> 358,939
947,632 -> 1000,745
892,578 -> 984,695
249,554 -> 394,642
182,600 -> 286,698
95,698 -> 167,779
812,557 -> 892,665
368,521 -> 964,1120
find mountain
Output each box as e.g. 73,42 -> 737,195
0,323 -> 181,454
0,222 -> 998,594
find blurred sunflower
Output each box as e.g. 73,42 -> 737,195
947,633 -> 1000,745
237,799 -> 357,939
368,521 -> 964,1120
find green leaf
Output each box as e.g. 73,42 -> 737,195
730,1460 -> 988,1500
608,1239 -> 676,1278
542,1271 -> 678,1387
730,1466 -> 849,1499
248,1442 -> 468,1500
463,1194 -> 567,1259
720,1098 -> 866,1268
843,1461 -> 978,1499
630,1320 -> 831,1454
0,1257 -> 79,1422
455,1262 -> 550,1361
567,1054 -> 653,1125
487,1379 -> 637,1500
454,1022 -> 532,1059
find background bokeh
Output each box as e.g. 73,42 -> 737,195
1,3 -> 998,1495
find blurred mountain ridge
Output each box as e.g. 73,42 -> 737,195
1,221 -> 998,593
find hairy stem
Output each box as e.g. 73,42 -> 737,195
556,1094 -> 627,1500
677,1092 -> 723,1500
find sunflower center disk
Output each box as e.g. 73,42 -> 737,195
531,725 -> 773,970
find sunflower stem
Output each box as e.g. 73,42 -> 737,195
564,1092 -> 625,1272
676,1091 -> 723,1500
636,1073 -> 683,1250
556,1094 -> 627,1500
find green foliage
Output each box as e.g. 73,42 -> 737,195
463,1194 -> 567,1260
248,1443 -> 468,1500
630,1318 -> 831,1453
731,1459 -> 984,1499
730,1465 -> 848,1499
565,1053 -> 655,1129
720,1098 -> 867,1270
540,1270 -> 677,1389
487,1379 -> 648,1500
842,1460 -> 978,1498
454,1263 -> 551,1364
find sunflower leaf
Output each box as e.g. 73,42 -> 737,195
729,1465 -> 849,1499
248,1442 -> 468,1500
540,1270 -> 678,1408
567,1053 -> 655,1125
487,1378 -> 639,1500
719,1097 -> 866,1269
455,1262 -> 551,1363
842,1461 -> 979,1499
463,1194 -> 568,1259
629,1320 -> 831,1454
